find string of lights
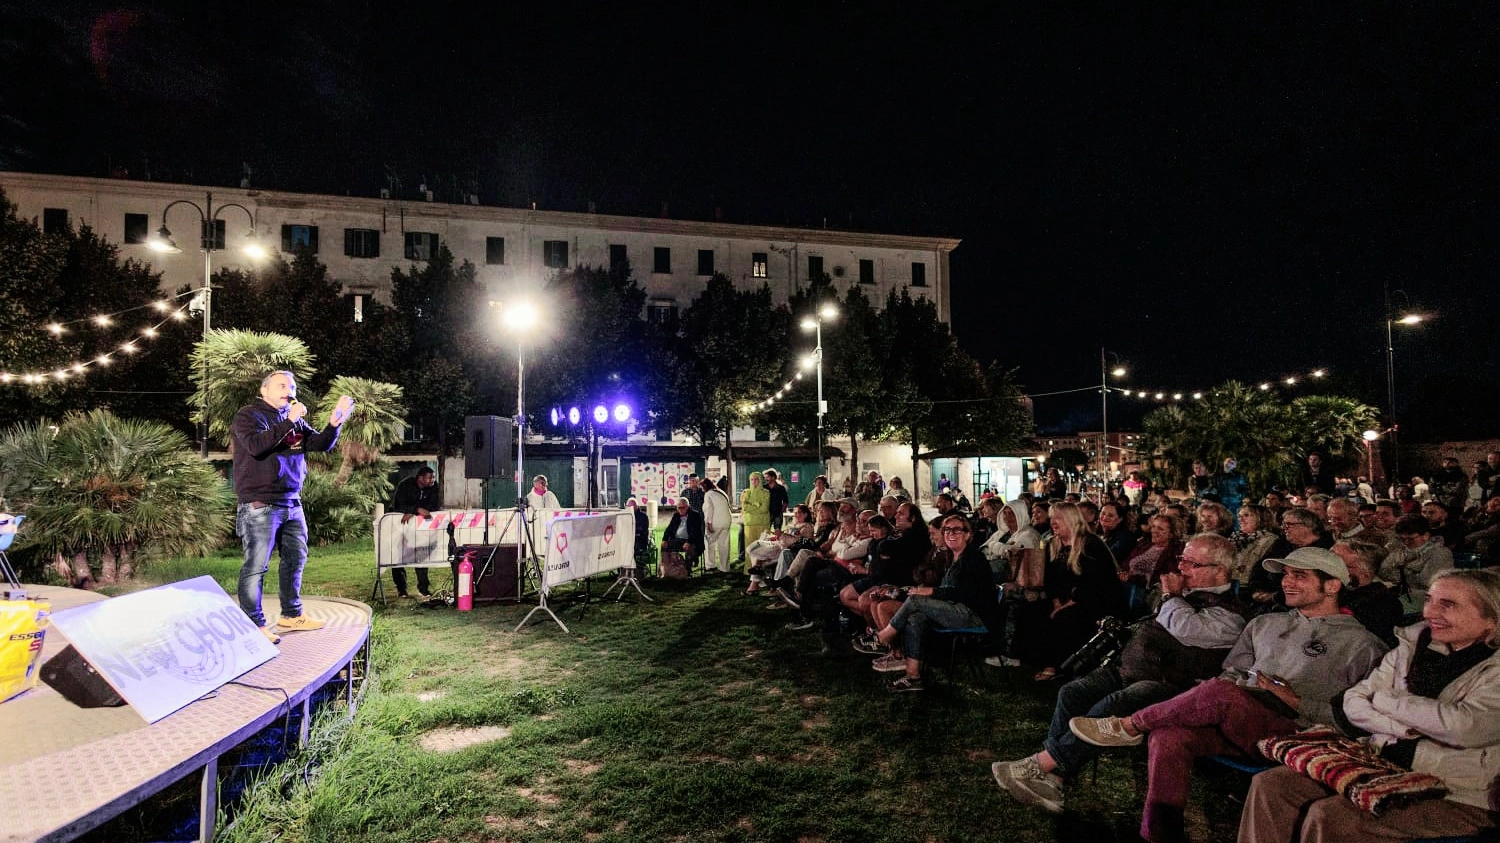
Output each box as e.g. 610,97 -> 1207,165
743,367 -> 809,413
3,292 -> 197,386
1110,367 -> 1329,402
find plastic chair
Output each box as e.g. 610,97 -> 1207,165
0,514 -> 26,594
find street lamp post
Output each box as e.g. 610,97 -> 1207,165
1382,280 -> 1424,485
150,192 -> 264,457
503,302 -> 540,508
1099,348 -> 1126,501
800,302 -> 838,469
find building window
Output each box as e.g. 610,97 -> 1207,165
485,236 -> 506,265
911,261 -> 927,287
859,258 -> 875,285
543,239 -> 569,268
648,301 -> 677,324
752,252 -> 768,278
697,249 -> 714,276
609,244 -> 628,271
42,208 -> 69,235
349,293 -> 366,323
199,219 -> 226,250
653,246 -> 671,274
281,224 -> 319,253
754,428 -> 771,442
344,228 -> 380,258
123,213 -> 149,245
808,255 -> 824,280
404,231 -> 439,261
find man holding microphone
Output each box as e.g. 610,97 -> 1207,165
232,371 -> 354,644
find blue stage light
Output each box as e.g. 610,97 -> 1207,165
568,407 -> 581,425
593,405 -> 609,423
613,403 -> 631,422
549,407 -> 561,426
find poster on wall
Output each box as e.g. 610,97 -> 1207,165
628,462 -> 696,506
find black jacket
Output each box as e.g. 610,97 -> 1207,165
231,399 -> 340,504
393,474 -> 440,515
662,509 -> 706,550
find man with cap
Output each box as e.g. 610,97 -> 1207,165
1068,546 -> 1388,843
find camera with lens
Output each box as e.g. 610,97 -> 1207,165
1060,616 -> 1135,677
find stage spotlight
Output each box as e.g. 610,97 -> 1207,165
568,407 -> 581,425
593,405 -> 609,423
550,407 -> 561,426
613,403 -> 631,422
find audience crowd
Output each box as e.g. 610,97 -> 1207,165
668,454 -> 1500,842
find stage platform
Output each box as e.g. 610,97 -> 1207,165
0,585 -> 371,843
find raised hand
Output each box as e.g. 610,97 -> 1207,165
329,395 -> 356,426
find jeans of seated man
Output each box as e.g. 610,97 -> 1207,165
1043,665 -> 1177,777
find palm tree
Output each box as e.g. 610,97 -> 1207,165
0,410 -> 232,586
319,376 -> 406,487
189,330 -> 316,451
1291,394 -> 1379,468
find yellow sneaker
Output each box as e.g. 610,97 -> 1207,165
259,625 -> 282,645
275,615 -> 325,632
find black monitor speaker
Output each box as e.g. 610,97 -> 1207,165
464,415 -> 513,480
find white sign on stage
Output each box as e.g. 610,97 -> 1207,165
541,511 -> 637,592
46,575 -> 277,723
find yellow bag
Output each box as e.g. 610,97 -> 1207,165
0,597 -> 50,703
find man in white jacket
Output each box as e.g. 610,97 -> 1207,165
701,478 -> 732,573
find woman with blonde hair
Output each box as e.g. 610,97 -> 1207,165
1231,503 -> 1280,585
1011,501 -> 1127,680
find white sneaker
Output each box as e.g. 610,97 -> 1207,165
992,757 -> 1064,814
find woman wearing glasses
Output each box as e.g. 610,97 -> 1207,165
863,514 -> 999,692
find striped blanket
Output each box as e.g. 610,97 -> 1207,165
1258,727 -> 1449,816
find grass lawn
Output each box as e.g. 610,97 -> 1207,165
104,538 -> 1255,843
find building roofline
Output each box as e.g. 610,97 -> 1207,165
0,171 -> 962,253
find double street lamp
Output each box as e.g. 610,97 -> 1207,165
800,302 -> 839,468
149,192 -> 264,457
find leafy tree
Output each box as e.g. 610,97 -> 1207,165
0,410 -> 233,585
1290,395 -> 1379,470
670,274 -> 789,449
189,329 -> 317,449
321,375 -> 406,487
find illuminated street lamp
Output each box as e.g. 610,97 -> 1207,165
800,302 -> 838,468
1099,348 -> 1126,498
1383,281 -> 1427,482
502,300 -> 540,506
149,193 -> 265,457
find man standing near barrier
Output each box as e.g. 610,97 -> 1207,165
390,466 -> 439,598
233,371 -> 354,644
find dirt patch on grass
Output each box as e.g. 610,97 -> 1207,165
717,679 -> 752,696
416,690 -> 445,703
799,694 -> 825,706
516,786 -> 562,805
418,725 -> 512,752
480,656 -> 533,679
563,758 -> 602,775
800,713 -> 830,731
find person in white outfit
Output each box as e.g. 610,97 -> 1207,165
701,478 -> 732,573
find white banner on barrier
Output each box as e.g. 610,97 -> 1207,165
374,508 -> 617,573
541,512 -> 636,592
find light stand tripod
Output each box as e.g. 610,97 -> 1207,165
503,314 -> 568,633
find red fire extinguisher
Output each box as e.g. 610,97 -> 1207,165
456,555 -> 473,612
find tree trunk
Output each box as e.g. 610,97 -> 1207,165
50,552 -> 70,584
117,542 -> 136,581
70,551 -> 92,589
848,424 -> 860,488
910,424 -> 921,503
99,545 -> 117,584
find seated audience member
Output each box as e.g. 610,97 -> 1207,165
1238,569 -> 1500,843
993,533 -> 1246,814
1421,499 -> 1463,550
660,497 -> 705,558
1231,504 -> 1281,588
1195,501 -> 1233,537
1247,506 -> 1332,613
1030,500 -> 1053,543
778,500 -> 862,611
1463,496 -> 1500,566
979,499 -> 1041,583
1381,514 -> 1455,614
1121,513 -> 1185,615
1325,497 -> 1366,541
1371,498 -> 1402,545
859,517 -> 952,641
877,494 -> 899,524
973,497 -> 1002,547
804,474 -> 834,507
864,514 -> 999,692
1331,538 -> 1403,647
1010,502 -> 1126,681
1069,547 -> 1388,843
1096,501 -> 1136,564
1163,502 -> 1193,534
1262,489 -> 1290,524
1305,493 -> 1332,528
887,476 -> 912,503
746,504 -> 814,595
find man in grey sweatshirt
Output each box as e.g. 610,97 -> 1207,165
1068,546 -> 1388,843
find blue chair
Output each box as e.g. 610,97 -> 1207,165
0,514 -> 26,594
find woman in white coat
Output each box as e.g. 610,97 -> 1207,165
1237,568 -> 1500,842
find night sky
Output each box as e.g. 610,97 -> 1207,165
3,2 -> 1497,437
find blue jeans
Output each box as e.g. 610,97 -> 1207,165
237,502 -> 308,627
1042,665 -> 1178,776
887,595 -> 983,663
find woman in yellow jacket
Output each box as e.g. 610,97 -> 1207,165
740,471 -> 771,574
